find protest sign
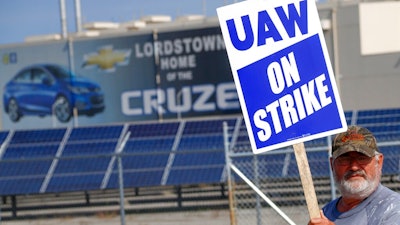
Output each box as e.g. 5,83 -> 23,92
217,0 -> 347,154
217,0 -> 347,219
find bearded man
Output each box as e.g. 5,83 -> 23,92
309,125 -> 400,225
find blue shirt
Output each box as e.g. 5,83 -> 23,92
323,184 -> 400,224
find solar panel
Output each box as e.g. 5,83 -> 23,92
3,145 -> 58,159
9,128 -> 66,144
46,126 -> 123,192
0,130 -> 62,194
107,170 -> 165,188
0,177 -> 44,195
166,167 -> 225,185
0,131 -> 10,145
68,125 -> 124,141
46,174 -> 106,192
0,109 -> 399,196
380,146 -> 400,175
115,123 -> 179,187
127,122 -> 180,138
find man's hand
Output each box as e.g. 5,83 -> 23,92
308,210 -> 335,225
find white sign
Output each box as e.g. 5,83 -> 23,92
217,0 -> 347,154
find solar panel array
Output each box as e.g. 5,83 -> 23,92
0,119 -> 238,195
228,108 -> 400,179
0,108 -> 399,196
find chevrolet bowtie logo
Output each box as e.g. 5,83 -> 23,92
82,45 -> 131,72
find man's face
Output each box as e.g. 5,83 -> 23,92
331,151 -> 384,199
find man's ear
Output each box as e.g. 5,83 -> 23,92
378,153 -> 384,168
329,157 -> 334,171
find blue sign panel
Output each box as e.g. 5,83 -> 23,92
218,0 -> 347,153
238,34 -> 342,149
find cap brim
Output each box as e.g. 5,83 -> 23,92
332,144 -> 376,158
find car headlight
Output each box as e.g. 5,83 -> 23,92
69,85 -> 91,94
93,87 -> 102,93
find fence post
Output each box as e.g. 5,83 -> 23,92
253,156 -> 262,225
327,135 -> 336,200
117,154 -> 125,225
223,122 -> 237,225
117,131 -> 131,225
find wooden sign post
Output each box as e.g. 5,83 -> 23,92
293,142 -> 320,219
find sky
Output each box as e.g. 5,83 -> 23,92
0,0 -> 237,46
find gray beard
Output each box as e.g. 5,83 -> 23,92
339,176 -> 376,199
334,167 -> 381,200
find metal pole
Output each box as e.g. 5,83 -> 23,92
152,30 -> 163,121
52,104 -> 57,128
202,0 -> 207,16
332,3 -> 341,94
67,37 -> 77,127
73,108 -> 78,127
74,0 -> 82,33
176,90 -> 183,120
117,132 -> 131,225
223,122 -> 237,225
327,135 -> 336,200
231,165 -> 296,225
59,0 -> 68,39
117,155 -> 125,225
254,156 -> 261,225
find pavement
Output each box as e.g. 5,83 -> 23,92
2,209 -> 231,225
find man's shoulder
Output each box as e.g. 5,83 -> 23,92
322,198 -> 340,221
378,185 -> 400,200
374,185 -> 400,224
370,184 -> 400,211
322,185 -> 400,224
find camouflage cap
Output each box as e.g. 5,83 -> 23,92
332,125 -> 379,158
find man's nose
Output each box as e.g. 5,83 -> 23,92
349,159 -> 362,169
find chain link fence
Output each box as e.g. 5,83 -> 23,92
1,112 -> 400,223
223,119 -> 400,225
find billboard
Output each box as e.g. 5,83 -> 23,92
0,26 -> 240,129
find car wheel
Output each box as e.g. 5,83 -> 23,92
53,96 -> 72,123
7,99 -> 21,122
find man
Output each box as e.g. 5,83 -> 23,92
309,125 -> 400,225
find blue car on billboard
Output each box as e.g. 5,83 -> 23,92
3,63 -> 105,123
